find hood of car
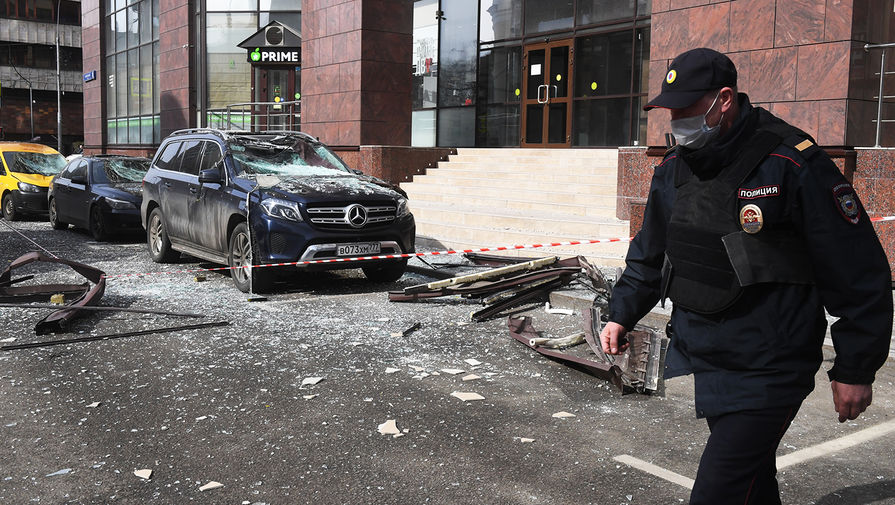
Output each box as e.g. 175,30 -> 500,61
9,172 -> 52,188
254,174 -> 401,202
97,182 -> 142,201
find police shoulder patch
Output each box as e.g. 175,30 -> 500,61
832,183 -> 861,224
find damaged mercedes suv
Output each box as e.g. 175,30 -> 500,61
140,129 -> 415,292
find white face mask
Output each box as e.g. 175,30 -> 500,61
670,92 -> 723,149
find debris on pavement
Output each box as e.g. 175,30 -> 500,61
302,394 -> 318,400
528,331 -> 585,349
384,367 -> 401,374
45,468 -> 72,477
544,302 -> 574,315
377,419 -> 401,436
199,481 -> 224,491
440,368 -> 464,375
391,321 -> 421,337
133,469 -> 152,480
450,391 -> 485,402
300,377 -> 324,387
86,401 -> 101,408
517,437 -> 535,443
552,411 -> 576,419
0,321 -> 230,351
461,374 -> 481,381
464,358 -> 482,366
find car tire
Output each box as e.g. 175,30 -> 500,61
48,198 -> 68,230
147,208 -> 178,263
2,192 -> 20,221
228,222 -> 273,293
89,205 -> 107,241
362,259 -> 407,282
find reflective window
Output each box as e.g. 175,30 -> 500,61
412,0 -> 438,110
260,12 -> 301,33
412,110 -> 436,147
155,142 -> 181,171
438,0 -> 478,107
178,141 -> 204,176
524,0 -> 573,35
206,12 -> 257,110
476,45 -> 521,146
574,31 -> 633,97
480,0 -> 521,42
577,0 -> 635,26
105,0 -> 160,145
573,97 -> 631,146
438,108 -> 475,147
261,0 -> 301,10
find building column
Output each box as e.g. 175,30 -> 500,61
158,0 -> 195,138
302,0 -> 412,147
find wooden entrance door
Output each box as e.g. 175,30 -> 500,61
521,39 -> 573,147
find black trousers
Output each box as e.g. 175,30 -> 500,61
690,405 -> 801,505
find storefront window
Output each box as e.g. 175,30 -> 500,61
476,45 -> 521,146
438,0 -> 477,108
105,0 -> 159,145
206,12 -> 257,110
412,0 -> 438,110
576,0 -> 635,26
524,0 -> 573,35
480,0 -> 521,42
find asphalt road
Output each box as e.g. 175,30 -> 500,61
1,218 -> 894,505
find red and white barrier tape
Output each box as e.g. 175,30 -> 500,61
101,214 -> 895,281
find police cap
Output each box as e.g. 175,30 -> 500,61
644,48 -> 737,111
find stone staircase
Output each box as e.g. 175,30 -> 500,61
400,148 -> 630,268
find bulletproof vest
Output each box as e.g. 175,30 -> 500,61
663,122 -> 816,314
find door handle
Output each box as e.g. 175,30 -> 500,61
551,85 -> 558,99
537,84 -> 548,104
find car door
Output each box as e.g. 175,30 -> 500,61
56,159 -> 88,227
157,140 -> 202,244
189,141 -> 228,253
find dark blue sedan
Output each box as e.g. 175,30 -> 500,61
48,155 -> 150,241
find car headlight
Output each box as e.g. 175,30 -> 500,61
260,197 -> 303,222
17,182 -> 42,193
104,197 -> 136,210
396,197 -> 411,218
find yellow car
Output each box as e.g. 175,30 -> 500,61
0,142 -> 67,220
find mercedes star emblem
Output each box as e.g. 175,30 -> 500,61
346,204 -> 368,228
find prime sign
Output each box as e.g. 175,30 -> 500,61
247,47 -> 301,63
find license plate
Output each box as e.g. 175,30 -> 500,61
337,242 -> 380,256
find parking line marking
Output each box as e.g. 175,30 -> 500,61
615,419 -> 895,490
612,455 -> 695,490
777,418 -> 895,469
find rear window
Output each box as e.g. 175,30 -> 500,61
2,151 -> 66,176
91,159 -> 150,184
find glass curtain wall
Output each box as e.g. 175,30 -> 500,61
416,0 -> 651,148
105,0 -> 160,145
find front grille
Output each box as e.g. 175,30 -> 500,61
305,203 -> 396,229
269,232 -> 289,255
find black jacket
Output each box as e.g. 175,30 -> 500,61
608,94 -> 893,418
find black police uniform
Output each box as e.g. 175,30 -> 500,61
608,94 -> 893,504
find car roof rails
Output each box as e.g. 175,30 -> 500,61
168,128 -> 229,141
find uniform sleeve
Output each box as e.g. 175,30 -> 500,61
793,152 -> 893,384
607,159 -> 674,330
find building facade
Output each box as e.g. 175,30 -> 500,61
1,0 -> 83,154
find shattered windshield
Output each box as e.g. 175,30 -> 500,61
92,159 -> 150,184
229,135 -> 352,178
2,151 -> 66,176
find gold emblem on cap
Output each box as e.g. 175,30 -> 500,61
666,69 -> 677,84
739,204 -> 764,234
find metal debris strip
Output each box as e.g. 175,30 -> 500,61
0,251 -> 106,335
0,321 -> 231,351
388,256 -> 601,321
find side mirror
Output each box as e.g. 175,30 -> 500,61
198,167 -> 223,184
71,174 -> 87,185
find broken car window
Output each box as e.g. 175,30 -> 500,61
229,135 -> 352,178
92,159 -> 150,184
2,151 -> 66,176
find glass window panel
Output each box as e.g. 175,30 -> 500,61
411,109 -> 436,147
115,0 -> 126,12
206,0 -> 256,11
206,12 -> 257,109
577,0 -> 635,26
475,104 -> 520,146
116,53 -> 128,119
637,0 -> 650,16
526,48 -> 544,100
632,96 -> 646,145
574,31 -> 633,97
634,27 -> 650,95
128,117 -> 140,144
115,9 -> 126,49
438,0 -> 477,107
140,44 -> 153,115
525,104 -> 542,143
106,120 -> 118,144
127,4 -> 139,48
437,107 -> 475,147
412,0 -> 438,110
141,116 -> 154,144
105,55 -> 117,118
260,12 -> 301,34
152,0 -> 159,40
524,0 -> 573,35
105,13 -> 115,52
573,97 -> 631,146
153,41 -> 160,113
127,48 -> 139,125
154,141 -> 181,170
480,0 -> 521,42
140,0 -> 152,44
477,46 -> 521,104
153,115 -> 161,143
178,140 -> 203,175
106,0 -> 113,14
260,0 -> 300,9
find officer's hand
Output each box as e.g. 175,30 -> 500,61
600,321 -> 629,355
830,381 -> 873,423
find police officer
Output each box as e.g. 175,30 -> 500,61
600,48 -> 893,505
